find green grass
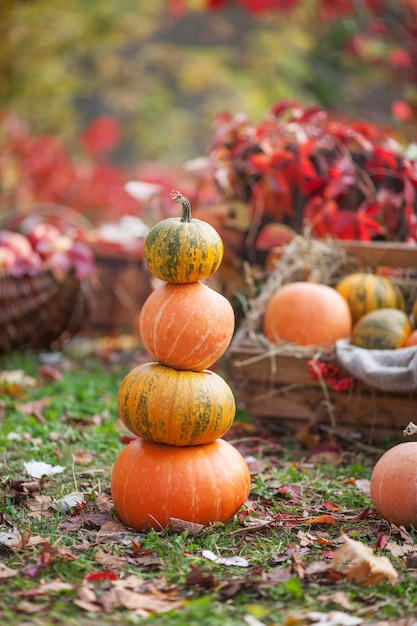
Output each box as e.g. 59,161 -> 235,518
1,346 -> 417,625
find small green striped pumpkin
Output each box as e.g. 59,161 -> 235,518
117,362 -> 236,446
336,272 -> 405,325
351,308 -> 412,350
144,191 -> 223,283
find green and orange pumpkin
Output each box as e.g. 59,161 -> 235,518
351,308 -> 412,350
144,190 -> 223,284
336,272 -> 405,325
117,362 -> 236,446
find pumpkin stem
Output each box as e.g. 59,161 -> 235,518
171,190 -> 192,222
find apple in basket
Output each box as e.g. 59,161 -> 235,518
27,222 -> 61,250
0,245 -> 17,270
0,230 -> 33,259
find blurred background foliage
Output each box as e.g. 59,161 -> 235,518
2,0 -> 416,166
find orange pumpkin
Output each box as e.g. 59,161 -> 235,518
138,281 -> 235,371
370,442 -> 417,528
117,362 -> 236,446
263,281 -> 352,346
405,329 -> 417,347
111,437 -> 251,530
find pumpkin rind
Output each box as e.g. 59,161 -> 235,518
138,281 -> 235,371
263,281 -> 352,346
117,362 -> 236,446
336,272 -> 405,325
350,308 -> 412,350
111,437 -> 251,530
370,442 -> 417,528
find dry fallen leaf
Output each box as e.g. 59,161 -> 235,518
16,397 -> 49,424
0,563 -> 19,579
72,450 -> 93,466
331,533 -> 398,585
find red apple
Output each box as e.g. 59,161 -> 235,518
0,245 -> 17,270
36,234 -> 73,258
28,222 -> 61,250
0,230 -> 33,259
8,251 -> 43,277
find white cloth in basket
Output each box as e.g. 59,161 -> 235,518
335,338 -> 417,392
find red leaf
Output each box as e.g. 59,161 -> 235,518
84,571 -> 119,582
391,101 -> 413,122
388,49 -> 413,69
81,116 -> 121,156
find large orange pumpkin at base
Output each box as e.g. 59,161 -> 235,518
370,442 -> 417,529
138,281 -> 235,371
111,437 -> 251,530
263,281 -> 352,346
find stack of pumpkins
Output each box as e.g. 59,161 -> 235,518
111,191 -> 251,531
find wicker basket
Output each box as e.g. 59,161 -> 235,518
0,204 -> 97,350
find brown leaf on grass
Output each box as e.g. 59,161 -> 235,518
317,590 -> 354,611
185,564 -> 219,589
20,579 -> 74,596
4,477 -> 49,504
288,545 -> 306,579
385,541 -> 417,559
26,494 -> 54,518
95,492 -> 113,512
76,574 -> 184,617
169,517 -> 206,536
95,549 -> 130,571
58,508 -> 113,531
0,370 -> 36,398
16,397 -> 49,424
331,533 -> 399,585
0,563 -> 19,578
39,364 -> 63,381
72,449 -> 93,466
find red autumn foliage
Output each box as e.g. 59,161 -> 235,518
205,99 -> 417,268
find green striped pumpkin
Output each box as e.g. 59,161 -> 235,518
351,308 -> 412,350
336,272 -> 405,325
117,362 -> 236,446
144,191 -> 223,283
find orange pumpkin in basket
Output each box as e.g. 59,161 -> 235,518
263,281 -> 352,346
138,281 -> 234,371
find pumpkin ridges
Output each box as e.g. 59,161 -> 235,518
351,308 -> 412,349
138,281 -> 235,371
336,272 -> 405,325
111,437 -> 251,529
117,362 -> 236,446
144,218 -> 223,284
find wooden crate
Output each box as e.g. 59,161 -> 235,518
228,241 -> 417,442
